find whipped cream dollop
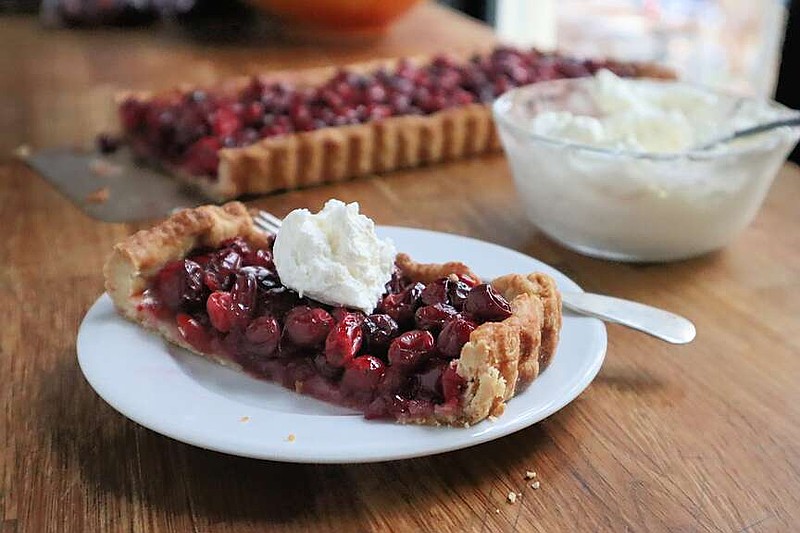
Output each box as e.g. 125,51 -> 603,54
273,199 -> 396,313
528,69 -> 772,153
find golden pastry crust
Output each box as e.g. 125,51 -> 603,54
103,204 -> 562,427
118,57 -> 675,201
491,273 -> 562,369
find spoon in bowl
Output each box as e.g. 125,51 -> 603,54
694,116 -> 800,151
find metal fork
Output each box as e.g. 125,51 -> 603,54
252,210 -> 696,344
254,210 -> 282,234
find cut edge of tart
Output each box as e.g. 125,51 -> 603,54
103,202 -> 562,426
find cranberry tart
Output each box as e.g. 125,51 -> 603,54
104,202 -> 562,426
113,46 -> 673,200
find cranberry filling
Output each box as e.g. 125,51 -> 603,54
144,236 -> 515,421
116,46 -> 642,179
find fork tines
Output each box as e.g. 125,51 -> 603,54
254,211 -> 283,235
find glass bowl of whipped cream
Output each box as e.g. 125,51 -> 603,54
492,70 -> 800,262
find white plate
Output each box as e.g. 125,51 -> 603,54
78,227 -> 606,463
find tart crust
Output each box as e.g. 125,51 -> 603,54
119,57 -> 675,201
103,203 -> 562,426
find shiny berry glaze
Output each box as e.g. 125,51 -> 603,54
116,46 -> 641,179
146,236 -> 515,421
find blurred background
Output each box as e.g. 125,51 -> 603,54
1,0 -> 797,159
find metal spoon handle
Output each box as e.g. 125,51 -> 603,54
698,116 -> 800,150
562,292 -> 696,344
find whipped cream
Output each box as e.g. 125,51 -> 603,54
273,199 -> 396,313
528,69 -> 775,153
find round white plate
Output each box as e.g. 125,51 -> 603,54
78,227 -> 606,463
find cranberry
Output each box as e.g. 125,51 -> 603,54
324,314 -> 364,367
230,271 -> 257,327
492,77 -> 513,96
206,291 -> 235,332
379,281 -> 424,327
258,287 -> 302,319
341,356 -> 385,394
437,318 -> 477,358
284,306 -> 335,348
557,60 -> 590,78
388,93 -> 411,114
242,247 -> 272,269
155,259 -> 205,311
238,266 -> 276,292
211,106 -> 241,138
329,307 -> 351,323
420,278 -> 449,306
203,249 -> 241,292
414,303 -> 457,332
388,330 -> 434,369
361,314 -> 399,356
176,313 -> 212,350
183,136 -> 220,176
244,315 -> 280,357
464,284 -> 512,322
366,104 -> 392,120
144,105 -> 175,141
441,362 -> 465,403
242,101 -> 264,125
96,133 -> 121,154
119,98 -> 145,131
220,237 -> 250,256
364,84 -> 387,103
411,361 -> 447,402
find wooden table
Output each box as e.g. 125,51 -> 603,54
2,4 -> 800,532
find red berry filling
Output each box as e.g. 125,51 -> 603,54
115,46 -> 642,179
144,236 -> 513,421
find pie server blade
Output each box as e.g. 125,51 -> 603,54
25,147 -> 209,222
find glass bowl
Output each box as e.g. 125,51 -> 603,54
492,77 -> 800,262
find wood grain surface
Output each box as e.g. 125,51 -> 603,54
2,4 -> 800,532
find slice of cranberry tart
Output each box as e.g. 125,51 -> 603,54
104,202 -> 562,426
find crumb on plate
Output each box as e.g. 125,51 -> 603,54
239,416 -> 250,423
286,433 -> 296,442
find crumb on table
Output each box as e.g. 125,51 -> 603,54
13,144 -> 31,160
85,186 -> 110,204
525,470 -> 537,480
531,481 -> 541,490
506,491 -> 517,504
